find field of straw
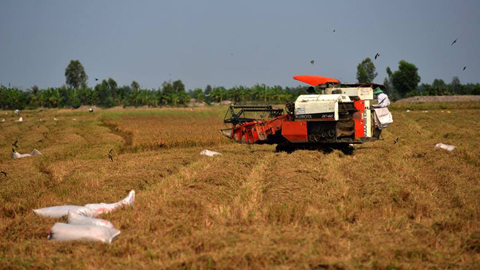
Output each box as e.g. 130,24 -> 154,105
0,103 -> 479,269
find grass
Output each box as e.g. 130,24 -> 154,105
0,105 -> 479,269
390,101 -> 480,111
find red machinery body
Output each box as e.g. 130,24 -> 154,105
222,76 -> 386,147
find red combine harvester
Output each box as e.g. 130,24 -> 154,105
222,75 -> 390,151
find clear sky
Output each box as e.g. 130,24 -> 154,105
0,0 -> 479,90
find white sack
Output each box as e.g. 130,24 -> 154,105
435,143 -> 456,151
200,149 -> 222,157
34,205 -> 94,218
67,211 -> 114,228
33,190 -> 135,218
374,107 -> 393,129
48,223 -> 120,243
84,190 -> 135,216
12,149 -> 42,159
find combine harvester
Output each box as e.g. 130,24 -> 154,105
222,75 -> 392,152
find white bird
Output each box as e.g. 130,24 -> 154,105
15,117 -> 23,122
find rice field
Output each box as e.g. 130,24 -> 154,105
0,103 -> 479,269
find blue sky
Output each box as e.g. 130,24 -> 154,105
0,0 -> 479,90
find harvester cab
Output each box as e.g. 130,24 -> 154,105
222,75 -> 391,150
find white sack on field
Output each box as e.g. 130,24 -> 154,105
48,223 -> 120,243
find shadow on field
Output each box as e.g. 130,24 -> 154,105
275,143 -> 354,155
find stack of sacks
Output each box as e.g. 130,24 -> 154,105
34,190 -> 135,243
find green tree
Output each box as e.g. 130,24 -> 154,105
205,85 -> 212,95
356,58 -> 377,83
131,81 -> 140,90
107,78 -> 120,103
39,88 -> 62,108
391,60 -> 421,97
172,80 -> 185,93
192,88 -> 205,102
450,76 -> 461,95
159,80 -> 188,105
383,67 -> 393,90
0,86 -> 27,109
31,85 -> 39,96
65,60 -> 88,89
77,87 -> 96,105
95,79 -> 117,107
431,79 -> 447,95
211,86 -> 227,103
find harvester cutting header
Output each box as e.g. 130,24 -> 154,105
222,75 -> 392,151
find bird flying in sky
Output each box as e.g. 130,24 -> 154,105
375,53 -> 380,60
451,38 -> 458,46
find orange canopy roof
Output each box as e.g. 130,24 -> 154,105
293,75 -> 339,86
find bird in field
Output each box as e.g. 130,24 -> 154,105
12,141 -> 18,148
463,66 -> 466,71
393,138 -> 399,145
37,139 -> 43,143
310,60 -> 314,65
451,38 -> 458,46
1,171 -> 7,178
108,154 -> 113,162
109,149 -> 114,154
375,53 -> 380,60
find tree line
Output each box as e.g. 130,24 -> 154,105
0,82 -> 309,110
1,59 -> 479,110
0,60 -> 308,109
357,58 -> 480,100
